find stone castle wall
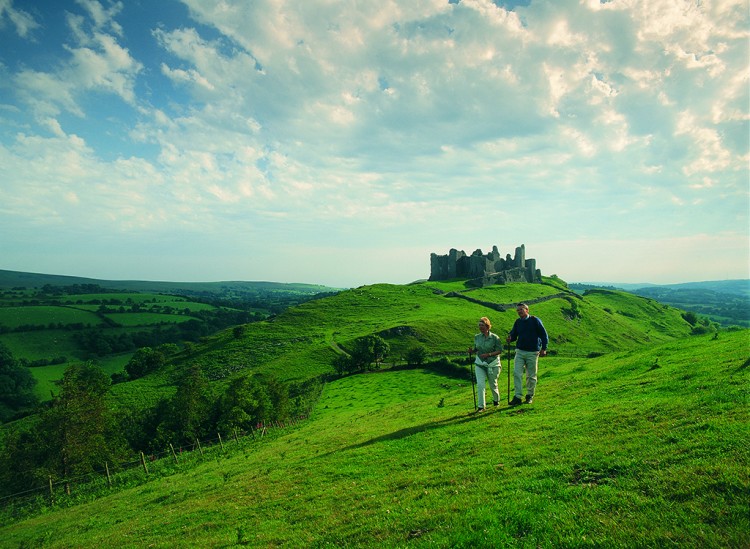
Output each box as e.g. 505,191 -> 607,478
429,244 -> 541,286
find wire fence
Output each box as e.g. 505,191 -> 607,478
0,349 -> 605,520
0,414 -> 309,521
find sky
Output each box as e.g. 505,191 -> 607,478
0,0 -> 748,288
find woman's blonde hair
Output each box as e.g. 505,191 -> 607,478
479,316 -> 492,330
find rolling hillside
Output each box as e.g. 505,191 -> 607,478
1,276 -> 747,547
99,277 -> 698,415
1,328 -> 747,547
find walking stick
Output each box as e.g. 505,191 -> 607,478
507,343 -> 512,404
469,350 -> 477,411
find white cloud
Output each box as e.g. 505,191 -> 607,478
0,0 -> 39,38
0,0 -> 747,285
12,3 -> 141,119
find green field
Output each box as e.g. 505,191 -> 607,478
1,277 -> 747,547
103,313 -> 199,326
1,331 -> 747,547
0,306 -> 103,329
0,288 -> 243,397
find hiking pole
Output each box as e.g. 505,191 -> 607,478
507,343 -> 512,405
469,350 -> 477,411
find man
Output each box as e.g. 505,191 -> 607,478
506,303 -> 548,405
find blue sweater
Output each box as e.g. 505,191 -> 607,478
509,315 -> 549,352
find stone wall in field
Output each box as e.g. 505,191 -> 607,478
429,244 -> 541,287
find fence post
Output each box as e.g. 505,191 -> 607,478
105,462 -> 112,488
169,443 -> 179,464
195,438 -> 204,456
48,475 -> 54,504
140,451 -> 149,475
233,428 -> 239,443
218,432 -> 224,451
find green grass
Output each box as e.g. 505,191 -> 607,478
0,306 -> 103,329
0,330 -> 82,361
1,331 -> 747,547
19,354 -> 134,400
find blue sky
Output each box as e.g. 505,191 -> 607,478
0,0 -> 748,287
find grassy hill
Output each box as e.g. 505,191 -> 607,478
195,279 -> 692,376
0,269 -> 338,304
1,277 -> 747,547
1,330 -> 747,547
570,279 -> 750,328
104,278 -> 696,413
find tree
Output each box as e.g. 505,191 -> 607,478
262,375 -> 290,421
332,354 -> 354,375
0,342 -> 38,422
168,364 -> 212,444
405,344 -> 428,367
125,346 -> 167,379
44,363 -> 118,486
216,375 -> 272,433
682,311 -> 699,326
351,335 -> 390,371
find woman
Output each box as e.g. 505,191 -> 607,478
468,316 -> 503,412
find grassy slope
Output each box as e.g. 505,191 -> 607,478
2,331 -> 747,548
109,280 -> 691,412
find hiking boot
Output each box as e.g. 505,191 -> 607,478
525,395 -> 534,404
509,397 -> 523,406
493,401 -> 499,407
476,407 -> 485,413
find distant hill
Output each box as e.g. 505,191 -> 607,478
0,269 -> 340,295
0,269 -> 342,405
570,279 -> 750,327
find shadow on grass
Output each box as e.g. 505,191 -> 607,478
325,405 -> 535,456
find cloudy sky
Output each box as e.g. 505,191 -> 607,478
1,0 -> 748,288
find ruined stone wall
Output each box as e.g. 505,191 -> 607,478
429,244 -> 541,286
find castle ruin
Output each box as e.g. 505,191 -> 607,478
429,244 -> 541,287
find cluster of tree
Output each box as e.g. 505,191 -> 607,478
73,326 -> 189,356
332,335 -> 429,375
0,361 -> 318,498
122,345 -> 176,380
23,356 -> 68,368
165,288 -> 338,316
39,284 -> 121,296
0,342 -> 38,422
681,311 -> 720,334
332,335 -> 391,374
0,323 -> 96,334
71,310 -> 253,357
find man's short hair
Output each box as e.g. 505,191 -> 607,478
516,303 -> 529,310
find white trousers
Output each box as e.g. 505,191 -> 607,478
513,349 -> 539,399
474,364 -> 500,408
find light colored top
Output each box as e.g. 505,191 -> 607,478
474,331 -> 503,368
